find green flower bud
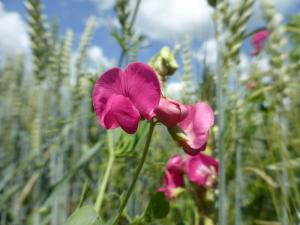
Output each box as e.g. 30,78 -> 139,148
149,46 -> 179,86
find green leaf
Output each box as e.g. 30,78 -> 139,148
207,0 -> 217,8
111,30 -> 126,50
65,205 -> 101,225
145,192 -> 170,220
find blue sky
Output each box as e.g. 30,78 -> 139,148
4,0 -> 183,65
1,0 -> 299,95
4,0 -> 127,61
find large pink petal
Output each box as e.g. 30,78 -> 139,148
124,62 -> 161,120
111,95 -> 140,134
92,68 -> 123,126
192,102 -> 214,133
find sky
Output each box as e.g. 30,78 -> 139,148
1,0 -> 299,94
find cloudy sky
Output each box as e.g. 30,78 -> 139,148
1,0 -> 299,86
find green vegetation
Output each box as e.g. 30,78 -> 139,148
0,0 -> 299,224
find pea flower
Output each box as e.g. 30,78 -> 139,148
154,98 -> 188,127
251,30 -> 269,56
92,62 -> 161,134
169,102 -> 214,155
159,155 -> 185,200
186,153 -> 218,188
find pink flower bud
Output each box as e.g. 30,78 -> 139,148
154,98 -> 188,127
251,30 -> 269,56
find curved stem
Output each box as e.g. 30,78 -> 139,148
95,131 -> 115,214
112,121 -> 156,225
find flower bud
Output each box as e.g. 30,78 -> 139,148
155,98 -> 187,127
149,47 -> 179,91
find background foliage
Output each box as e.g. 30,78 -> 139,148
0,0 -> 299,224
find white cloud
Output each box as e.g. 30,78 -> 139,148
86,45 -> 111,72
0,3 -> 29,64
134,0 -> 214,41
195,38 -> 218,68
166,81 -> 183,100
90,0 -> 299,41
89,0 -> 115,11
89,0 -> 214,41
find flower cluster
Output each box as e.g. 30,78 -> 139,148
92,62 -> 214,156
159,154 -> 218,200
92,62 -> 217,201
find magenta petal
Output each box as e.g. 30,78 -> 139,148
192,102 -> 214,133
98,94 -> 119,129
124,62 -> 161,120
251,30 -> 269,56
111,95 -> 140,134
178,102 -> 214,155
103,110 -> 119,129
159,169 -> 184,200
93,68 -> 123,127
166,155 -> 185,173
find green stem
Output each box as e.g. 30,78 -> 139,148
117,0 -> 142,68
215,26 -> 227,225
79,180 -> 89,208
95,131 -> 115,214
129,0 -> 142,30
112,121 -> 156,225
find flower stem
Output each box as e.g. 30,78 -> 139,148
111,121 -> 156,225
95,131 -> 115,214
215,21 -> 227,225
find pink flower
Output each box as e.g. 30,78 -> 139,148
186,153 -> 218,188
251,30 -> 269,56
169,102 -> 214,155
159,155 -> 185,200
154,98 -> 188,127
92,62 -> 161,134
158,170 -> 184,200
